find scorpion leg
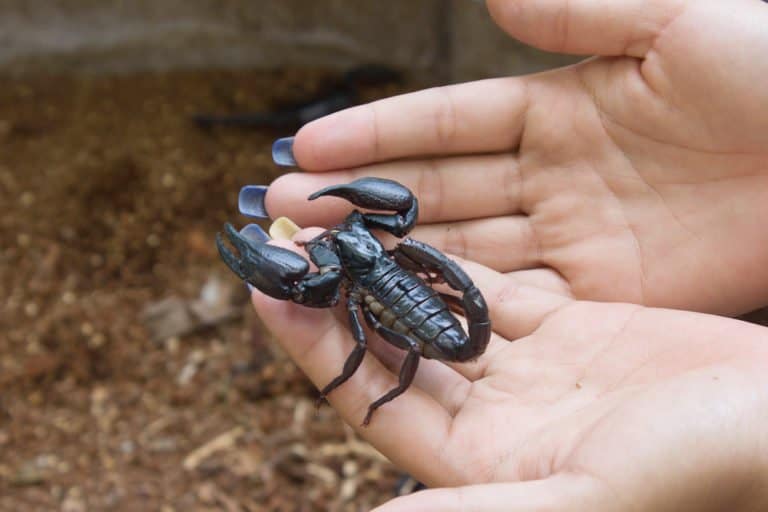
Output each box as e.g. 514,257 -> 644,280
308,177 -> 419,237
361,308 -> 422,426
393,238 -> 492,361
317,292 -> 368,406
216,223 -> 342,307
389,249 -> 445,284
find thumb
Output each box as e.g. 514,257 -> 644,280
372,474 -> 608,512
486,0 -> 685,57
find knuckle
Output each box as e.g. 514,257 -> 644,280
432,86 -> 458,149
554,3 -> 571,52
494,276 -> 521,308
367,102 -> 382,161
416,160 -> 445,220
501,155 -> 523,212
443,226 -> 469,260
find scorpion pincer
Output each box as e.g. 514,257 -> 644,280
217,177 -> 491,426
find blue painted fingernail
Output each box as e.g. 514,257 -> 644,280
239,185 -> 269,219
272,137 -> 297,166
239,224 -> 270,292
239,223 -> 270,243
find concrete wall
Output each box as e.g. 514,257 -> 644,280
0,0 -> 578,81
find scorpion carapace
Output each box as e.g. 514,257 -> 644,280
217,177 -> 491,426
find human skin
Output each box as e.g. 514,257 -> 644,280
264,0 -> 768,316
247,0 -> 768,509
253,235 -> 768,511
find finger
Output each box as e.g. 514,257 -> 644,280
367,338 -> 472,417
451,256 -> 571,343
486,0 -> 685,57
508,268 -> 572,297
251,284 -> 463,479
399,256 -> 570,382
372,474 -> 603,511
292,78 -> 528,170
440,317 -> 512,382
405,216 -> 539,272
266,153 -> 524,225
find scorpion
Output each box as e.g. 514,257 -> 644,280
216,177 -> 491,426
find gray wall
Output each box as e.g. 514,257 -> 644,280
0,0 -> 577,81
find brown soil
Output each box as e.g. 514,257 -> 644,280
0,70 -> 410,511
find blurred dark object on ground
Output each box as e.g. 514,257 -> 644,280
193,64 -> 402,131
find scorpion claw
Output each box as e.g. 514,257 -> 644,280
308,177 -> 419,237
216,231 -> 244,275
216,222 -> 309,300
238,224 -> 271,291
222,223 -> 256,258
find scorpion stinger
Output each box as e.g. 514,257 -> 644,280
307,177 -> 419,238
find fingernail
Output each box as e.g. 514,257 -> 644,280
239,224 -> 270,292
238,185 -> 269,219
268,216 -> 301,241
272,137 -> 297,166
239,223 -> 270,243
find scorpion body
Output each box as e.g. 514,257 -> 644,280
217,177 -> 491,425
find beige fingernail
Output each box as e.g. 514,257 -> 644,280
269,216 -> 301,240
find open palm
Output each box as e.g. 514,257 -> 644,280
251,0 -> 768,508
251,254 -> 768,511
266,0 -> 768,316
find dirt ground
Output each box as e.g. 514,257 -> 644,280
0,70 -> 413,511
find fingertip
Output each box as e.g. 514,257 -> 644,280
485,0 -> 514,23
291,226 -> 328,243
485,0 -> 526,39
262,173 -> 305,218
292,122 -> 319,169
485,0 -> 569,54
294,105 -> 374,170
288,124 -> 309,169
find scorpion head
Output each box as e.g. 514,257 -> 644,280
333,215 -> 386,277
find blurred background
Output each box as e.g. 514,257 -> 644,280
0,1 -> 584,511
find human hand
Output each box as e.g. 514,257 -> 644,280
265,0 -> 768,315
250,247 -> 768,511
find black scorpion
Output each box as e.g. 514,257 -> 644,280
216,178 -> 491,425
